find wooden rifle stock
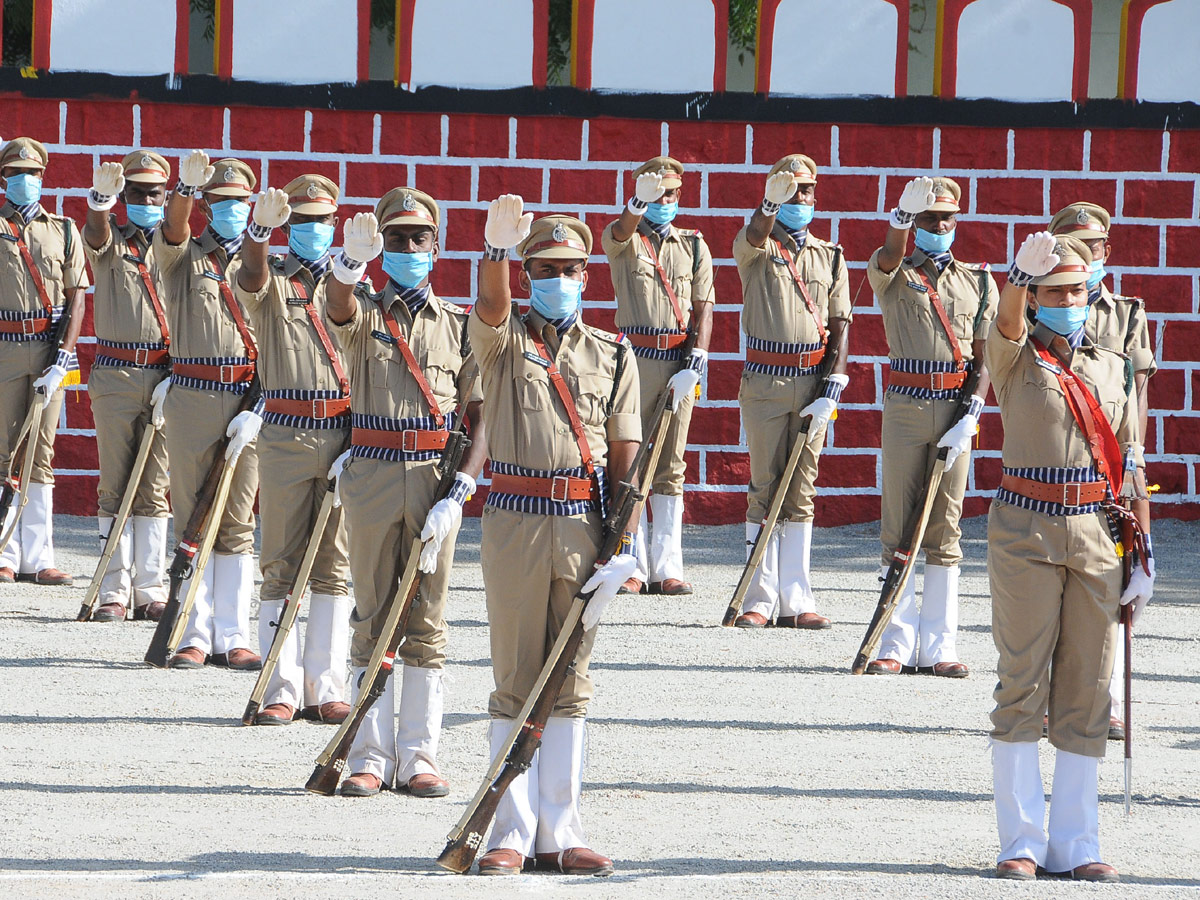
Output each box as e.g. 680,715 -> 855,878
145,376 -> 261,668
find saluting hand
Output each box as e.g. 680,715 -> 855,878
342,212 -> 383,264
763,171 -> 798,206
178,150 -> 214,189
252,187 -> 291,230
897,176 -> 936,216
484,194 -> 533,250
90,162 -> 125,209
634,171 -> 665,205
1012,231 -> 1060,279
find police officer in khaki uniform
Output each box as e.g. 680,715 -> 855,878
987,232 -> 1155,882
732,154 -> 850,629
1049,201 -> 1155,739
231,174 -> 353,725
0,137 -> 87,586
469,196 -> 641,876
322,187 -> 487,798
864,177 -> 999,677
602,156 -> 714,595
156,151 -> 261,670
82,151 -> 173,621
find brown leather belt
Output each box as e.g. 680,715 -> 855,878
264,397 -> 351,419
1000,474 -> 1107,507
626,331 -> 688,351
746,346 -> 825,369
172,362 -> 256,384
0,317 -> 49,335
98,344 -> 170,366
887,367 -> 966,391
351,426 -> 448,452
490,472 -> 593,502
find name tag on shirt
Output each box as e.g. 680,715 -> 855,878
371,329 -> 396,345
285,298 -> 308,307
1034,357 -> 1062,375
523,351 -> 551,369
906,281 -> 928,293
201,270 -> 225,283
770,255 -> 788,265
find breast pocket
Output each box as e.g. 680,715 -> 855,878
1022,370 -> 1067,423
519,369 -> 550,412
571,373 -> 612,426
279,304 -> 311,351
369,346 -> 395,394
423,348 -> 461,398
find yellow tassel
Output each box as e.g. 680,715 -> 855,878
63,371 -> 81,388
1115,541 -> 1125,559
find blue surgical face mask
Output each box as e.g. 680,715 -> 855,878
1036,302 -> 1089,336
209,199 -> 250,239
126,203 -> 164,229
1086,259 -> 1105,290
383,250 -> 433,289
289,222 -> 335,261
776,202 -> 814,231
5,172 -> 42,206
529,276 -> 584,319
915,227 -> 956,254
644,201 -> 678,225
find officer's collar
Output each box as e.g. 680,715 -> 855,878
283,250 -> 330,282
119,220 -> 156,246
1089,281 -> 1113,309
526,306 -> 581,339
1,200 -> 44,224
198,225 -> 244,258
771,222 -> 807,251
638,218 -> 677,243
910,247 -> 956,272
385,280 -> 438,320
1032,321 -> 1091,360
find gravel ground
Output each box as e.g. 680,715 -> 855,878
1,514 -> 1198,899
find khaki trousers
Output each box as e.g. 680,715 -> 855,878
738,369 -> 827,523
481,506 -> 601,720
87,365 -> 170,518
636,355 -> 695,496
0,340 -> 64,484
163,385 -> 258,555
988,500 -> 1120,758
257,423 -> 350,603
340,456 -> 456,670
879,391 -> 970,567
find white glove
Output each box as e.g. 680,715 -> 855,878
799,396 -> 837,440
89,162 -> 124,210
485,194 -> 533,250
898,176 -> 936,216
937,413 -> 978,470
342,212 -> 383,264
251,187 -> 291,230
418,497 -> 465,574
1120,557 -> 1155,627
634,171 -> 665,205
763,171 -> 798,206
224,410 -> 262,463
179,150 -> 214,189
150,378 -> 170,428
1013,231 -> 1060,279
327,449 -> 352,508
33,365 -> 67,409
667,367 -> 701,412
580,552 -> 638,631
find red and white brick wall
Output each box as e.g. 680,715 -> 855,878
5,96 -> 1196,524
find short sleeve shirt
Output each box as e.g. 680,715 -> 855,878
0,203 -> 89,318
84,220 -> 168,344
1086,283 -> 1156,377
601,219 -> 714,332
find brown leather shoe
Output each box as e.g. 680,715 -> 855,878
477,848 -> 525,875
254,703 -> 295,726
865,657 -> 903,675
734,611 -> 769,628
225,648 -> 262,671
340,772 -> 384,797
930,661 -> 970,678
535,847 -> 614,876
1108,716 -> 1126,741
91,602 -> 127,623
169,646 -> 207,669
301,701 -> 351,724
133,602 -> 166,622
650,578 -> 693,596
616,577 -> 644,595
1069,862 -> 1119,883
17,567 -> 73,585
0,567 -> 15,583
406,772 -> 449,798
776,612 -> 831,629
996,858 -> 1037,880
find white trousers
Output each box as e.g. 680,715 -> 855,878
179,552 -> 252,655
647,493 -> 684,582
2,482 -> 56,573
877,563 -> 961,665
257,593 -> 351,709
346,663 -> 443,786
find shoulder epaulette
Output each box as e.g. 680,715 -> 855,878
677,227 -> 703,239
960,261 -> 990,271
585,324 -> 630,349
267,254 -> 286,271
439,297 -> 470,316
1114,294 -> 1145,308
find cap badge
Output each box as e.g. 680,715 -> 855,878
306,183 -> 320,199
18,147 -> 29,160
552,222 -> 568,243
402,193 -> 417,211
789,158 -> 802,172
141,154 -> 153,168
223,166 -> 236,183
1076,209 -> 1090,226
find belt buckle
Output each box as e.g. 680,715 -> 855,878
1063,482 -> 1082,507
134,347 -> 151,366
930,371 -> 949,391
550,475 -> 570,502
655,333 -> 671,351
21,318 -> 37,336
218,364 -> 236,384
401,429 -> 418,452
311,398 -> 327,419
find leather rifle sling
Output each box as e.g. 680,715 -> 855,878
127,232 -> 170,348
910,265 -> 964,373
377,300 -> 446,428
288,273 -> 350,398
770,237 -> 827,344
523,320 -> 601,505
205,250 -> 258,361
638,232 -> 688,332
4,217 -> 54,316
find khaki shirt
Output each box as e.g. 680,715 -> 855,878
1086,283 -> 1156,377
986,323 -> 1138,471
84,220 -> 168,344
0,203 -> 88,315
232,255 -> 346,394
601,219 -> 714,331
468,306 -> 641,471
868,248 -> 998,363
327,282 -> 479,419
733,225 -> 851,345
154,229 -> 256,360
